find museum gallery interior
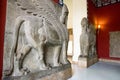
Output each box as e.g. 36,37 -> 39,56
0,0 -> 120,80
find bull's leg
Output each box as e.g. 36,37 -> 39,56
61,41 -> 69,64
15,44 -> 31,75
80,43 -> 84,57
91,45 -> 96,56
37,42 -> 49,70
53,45 -> 62,66
83,44 -> 89,57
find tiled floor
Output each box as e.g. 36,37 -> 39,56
68,61 -> 120,80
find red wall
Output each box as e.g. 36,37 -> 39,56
54,0 -> 59,3
87,0 -> 120,60
87,0 -> 97,25
0,0 -> 7,79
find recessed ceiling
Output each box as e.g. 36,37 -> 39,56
92,0 -> 120,7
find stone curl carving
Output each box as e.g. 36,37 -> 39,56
80,17 -> 96,58
4,0 -> 69,76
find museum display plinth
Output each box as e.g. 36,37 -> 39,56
78,56 -> 98,68
3,63 -> 72,80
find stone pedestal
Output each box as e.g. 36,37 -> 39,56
78,56 -> 98,68
3,63 -> 72,80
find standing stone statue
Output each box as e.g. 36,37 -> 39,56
80,17 -> 96,58
78,17 -> 97,68
3,0 -> 71,79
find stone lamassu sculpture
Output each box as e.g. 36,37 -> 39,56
4,0 -> 69,76
80,17 -> 96,58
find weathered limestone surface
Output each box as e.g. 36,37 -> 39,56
78,17 -> 98,68
3,0 -> 71,79
110,31 -> 120,58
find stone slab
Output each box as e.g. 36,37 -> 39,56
110,31 -> 120,58
3,63 -> 72,80
3,0 -> 70,79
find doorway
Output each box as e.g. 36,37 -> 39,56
64,0 -> 87,62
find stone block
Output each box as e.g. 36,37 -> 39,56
3,63 -> 72,80
78,56 -> 98,68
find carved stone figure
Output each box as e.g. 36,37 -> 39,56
3,0 -> 69,77
80,17 -> 96,57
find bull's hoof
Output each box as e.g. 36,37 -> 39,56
3,70 -> 12,76
21,67 -> 30,75
53,63 -> 62,67
39,66 -> 50,70
62,59 -> 69,64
